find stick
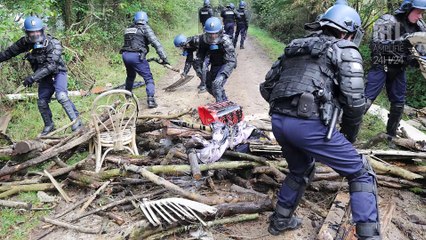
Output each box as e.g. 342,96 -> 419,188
317,192 -> 350,240
78,180 -> 111,215
54,195 -> 92,218
0,112 -> 12,134
45,118 -> 79,137
41,217 -> 101,234
187,149 -> 201,180
71,189 -> 166,222
125,164 -> 225,205
137,108 -> 191,119
44,170 -> 72,202
381,201 -> 396,235
0,199 -> 32,210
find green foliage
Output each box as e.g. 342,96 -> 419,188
248,26 -> 285,60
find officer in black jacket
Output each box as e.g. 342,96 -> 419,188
197,17 -> 237,102
120,11 -> 169,108
0,16 -> 81,136
199,0 -> 214,27
174,34 -> 205,92
260,2 -> 380,239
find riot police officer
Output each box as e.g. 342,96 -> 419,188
120,11 -> 169,108
365,0 -> 426,140
199,0 -> 214,27
173,34 -> 206,92
221,3 -> 237,40
197,17 -> 237,102
0,16 -> 81,136
234,1 -> 249,49
260,2 -> 381,239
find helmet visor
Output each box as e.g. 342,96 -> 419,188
352,27 -> 364,47
27,30 -> 44,43
204,32 -> 221,45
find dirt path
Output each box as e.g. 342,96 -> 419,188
143,35 -> 271,120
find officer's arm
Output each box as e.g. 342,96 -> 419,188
183,50 -> 194,75
31,39 -> 62,82
219,36 -> 237,77
333,42 -> 366,143
208,8 -> 214,17
0,37 -> 30,63
144,25 -> 167,61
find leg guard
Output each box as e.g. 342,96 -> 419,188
386,103 -> 404,137
364,98 -> 373,114
269,163 -> 315,235
37,99 -> 55,136
56,92 -> 82,131
348,156 -> 381,240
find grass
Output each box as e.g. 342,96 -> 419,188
0,192 -> 50,240
248,26 -> 285,60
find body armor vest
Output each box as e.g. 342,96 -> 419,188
222,9 -> 235,24
26,35 -> 67,73
236,9 -> 247,25
121,25 -> 147,53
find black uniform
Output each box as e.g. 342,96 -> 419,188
199,6 -> 214,26
197,34 -> 236,102
234,8 -> 250,48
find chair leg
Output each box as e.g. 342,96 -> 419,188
99,147 -> 114,172
95,144 -> 103,173
132,135 -> 139,155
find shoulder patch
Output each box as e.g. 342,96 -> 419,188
125,28 -> 138,34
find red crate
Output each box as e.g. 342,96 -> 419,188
198,101 -> 244,126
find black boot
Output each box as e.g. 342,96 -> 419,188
240,44 -> 245,49
386,103 -> 404,137
356,222 -> 381,240
268,205 -> 302,236
364,98 -> 373,114
57,92 -> 82,132
147,96 -> 158,108
38,99 -> 55,136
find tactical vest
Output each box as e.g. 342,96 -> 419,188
26,36 -> 67,73
236,9 -> 247,24
270,36 -> 338,118
199,7 -> 212,24
121,25 -> 147,53
222,9 -> 235,24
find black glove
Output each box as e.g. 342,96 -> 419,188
23,76 -> 35,87
213,73 -> 226,87
161,58 -> 170,65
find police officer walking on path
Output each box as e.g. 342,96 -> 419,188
199,0 -> 214,27
197,17 -> 237,102
0,16 -> 82,136
365,0 -> 426,141
234,1 -> 249,49
221,3 -> 237,40
120,11 -> 169,108
173,34 -> 206,92
260,1 -> 381,239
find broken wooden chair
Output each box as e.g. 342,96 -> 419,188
90,89 -> 139,173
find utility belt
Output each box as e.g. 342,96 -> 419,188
271,93 -> 320,119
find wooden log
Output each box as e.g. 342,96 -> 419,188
13,140 -> 47,155
187,149 -> 201,180
54,195 -> 92,218
363,132 -> 426,151
376,175 -> 423,188
44,170 -> 72,202
137,108 -> 191,119
0,113 -> 12,134
125,164 -> 225,205
0,129 -> 95,177
310,180 -> 347,192
135,120 -> 165,133
358,149 -> 426,159
301,199 -> 328,218
230,184 -> 268,198
224,150 -> 286,182
0,183 -> 54,199
68,171 -> 103,188
257,173 -> 280,187
367,156 -> 424,180
317,192 -> 350,240
41,217 -> 101,234
215,200 -> 272,217
381,201 -> 396,235
0,199 -> 32,210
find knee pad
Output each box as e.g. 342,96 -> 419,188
37,98 -> 50,109
55,91 -> 69,104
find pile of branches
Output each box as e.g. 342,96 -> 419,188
0,107 -> 425,239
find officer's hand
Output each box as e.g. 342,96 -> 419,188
161,58 -> 170,65
213,73 -> 225,86
23,76 -> 35,87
